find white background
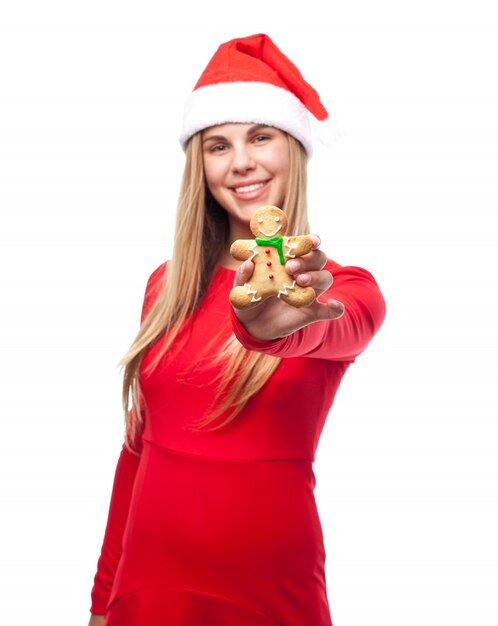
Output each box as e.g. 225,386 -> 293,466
1,1 -> 497,625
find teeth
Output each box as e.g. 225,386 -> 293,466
234,182 -> 265,193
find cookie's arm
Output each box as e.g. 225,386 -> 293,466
230,239 -> 258,261
231,261 -> 386,361
285,235 -> 314,257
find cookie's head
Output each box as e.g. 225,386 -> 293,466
250,206 -> 288,239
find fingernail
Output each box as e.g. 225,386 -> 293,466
298,273 -> 310,285
329,299 -> 344,316
287,260 -> 299,273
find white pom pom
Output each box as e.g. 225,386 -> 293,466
312,115 -> 348,147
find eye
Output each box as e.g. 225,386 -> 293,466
258,217 -> 263,223
209,143 -> 227,153
274,217 -> 280,222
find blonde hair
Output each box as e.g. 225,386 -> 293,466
121,131 -> 309,450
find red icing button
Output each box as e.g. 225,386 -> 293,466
269,274 -> 274,280
266,261 -> 272,266
265,249 -> 271,254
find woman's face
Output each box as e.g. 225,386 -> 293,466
201,123 -> 291,236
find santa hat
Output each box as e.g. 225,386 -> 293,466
179,34 -> 343,157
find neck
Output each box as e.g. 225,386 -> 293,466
217,218 -> 252,270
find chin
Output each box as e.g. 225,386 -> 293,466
231,204 -> 260,223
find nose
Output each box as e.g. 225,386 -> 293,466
230,144 -> 256,174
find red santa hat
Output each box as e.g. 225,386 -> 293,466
179,33 -> 339,157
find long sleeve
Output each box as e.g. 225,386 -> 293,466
89,439 -> 142,613
231,261 -> 386,361
89,263 -> 166,614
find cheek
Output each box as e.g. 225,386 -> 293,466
203,159 -> 225,190
273,163 -> 290,193
270,146 -> 290,180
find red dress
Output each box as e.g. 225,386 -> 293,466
90,261 -> 386,625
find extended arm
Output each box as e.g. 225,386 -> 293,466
231,261 -> 386,361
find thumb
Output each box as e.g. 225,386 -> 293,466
233,260 -> 254,287
316,298 -> 345,321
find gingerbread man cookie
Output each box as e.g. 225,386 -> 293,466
229,205 -> 316,309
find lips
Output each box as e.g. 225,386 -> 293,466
233,182 -> 266,194
229,179 -> 271,200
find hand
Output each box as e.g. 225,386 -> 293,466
88,615 -> 105,626
232,235 -> 344,341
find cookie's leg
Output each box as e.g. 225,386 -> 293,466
280,285 -> 315,308
230,284 -> 262,309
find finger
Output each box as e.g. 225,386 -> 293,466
310,234 -> 321,251
314,299 -> 345,321
285,249 -> 328,274
233,259 -> 254,287
295,269 -> 333,293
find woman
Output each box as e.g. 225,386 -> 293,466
88,34 -> 386,626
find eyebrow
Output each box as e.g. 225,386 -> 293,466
202,124 -> 272,143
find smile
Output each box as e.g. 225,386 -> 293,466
233,182 -> 266,193
230,179 -> 271,194
259,225 -> 282,237
228,179 -> 272,202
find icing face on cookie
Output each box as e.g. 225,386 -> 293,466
250,206 -> 288,239
229,206 -> 316,309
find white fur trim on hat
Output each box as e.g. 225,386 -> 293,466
179,81 -> 313,156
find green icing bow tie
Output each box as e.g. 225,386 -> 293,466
255,235 -> 285,265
